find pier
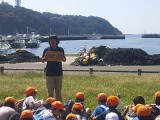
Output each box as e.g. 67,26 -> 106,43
1,34 -> 125,43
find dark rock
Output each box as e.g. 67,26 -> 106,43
0,50 -> 41,63
0,53 -> 12,62
71,46 -> 160,66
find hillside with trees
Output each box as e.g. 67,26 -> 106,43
0,2 -> 123,36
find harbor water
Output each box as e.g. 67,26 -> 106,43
9,34 -> 160,57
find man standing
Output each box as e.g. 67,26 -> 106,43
42,35 -> 66,101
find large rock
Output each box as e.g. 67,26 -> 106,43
71,46 -> 160,66
0,50 -> 41,63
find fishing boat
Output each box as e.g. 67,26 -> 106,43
88,32 -> 101,40
25,39 -> 41,48
10,34 -> 25,48
25,33 -> 41,48
0,41 -> 11,54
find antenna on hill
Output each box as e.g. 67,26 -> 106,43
2,0 -> 4,3
15,0 -> 21,7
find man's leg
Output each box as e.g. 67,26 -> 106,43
55,76 -> 62,101
46,76 -> 55,97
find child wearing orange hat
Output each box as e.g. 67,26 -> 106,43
43,97 -> 55,109
20,110 -> 33,120
70,103 -> 86,120
122,96 -> 146,119
92,93 -> 109,118
50,101 -> 66,119
21,87 -> 41,111
149,91 -> 160,119
0,97 -> 18,120
136,105 -> 153,120
95,96 -> 124,120
61,92 -> 91,120
66,113 -> 78,120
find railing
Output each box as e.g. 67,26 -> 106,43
1,66 -> 160,76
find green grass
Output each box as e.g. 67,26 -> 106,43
0,72 -> 159,111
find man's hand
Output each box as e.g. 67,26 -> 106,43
41,52 -> 49,63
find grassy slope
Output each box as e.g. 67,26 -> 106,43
0,72 -> 159,111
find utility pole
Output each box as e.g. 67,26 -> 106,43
49,28 -> 52,36
26,27 -> 28,35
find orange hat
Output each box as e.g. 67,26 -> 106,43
107,96 -> 118,107
4,97 -> 15,104
98,93 -> 107,101
20,110 -> 33,119
72,103 -> 83,111
66,113 -> 78,120
155,91 -> 160,98
45,97 -> 55,104
133,104 -> 143,113
136,105 -> 151,117
75,92 -> 84,100
25,87 -> 38,95
51,101 -> 66,111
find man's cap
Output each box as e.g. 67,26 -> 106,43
105,112 -> 119,120
136,105 -> 151,117
4,97 -> 15,104
66,113 -> 78,120
107,96 -> 118,107
51,101 -> 66,111
75,92 -> 84,100
155,91 -> 160,98
25,87 -> 38,95
45,97 -> 55,105
72,102 -> 83,111
20,110 -> 33,119
98,93 -> 107,101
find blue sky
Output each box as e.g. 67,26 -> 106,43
3,0 -> 160,34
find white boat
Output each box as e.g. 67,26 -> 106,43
88,32 -> 101,40
11,40 -> 25,48
25,39 -> 41,48
10,34 -> 25,48
25,33 -> 41,48
0,41 -> 11,54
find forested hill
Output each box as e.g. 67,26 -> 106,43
0,2 -> 123,36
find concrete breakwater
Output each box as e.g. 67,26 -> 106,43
4,35 -> 125,43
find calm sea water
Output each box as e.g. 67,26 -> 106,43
9,34 -> 160,57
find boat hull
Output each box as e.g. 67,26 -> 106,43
25,40 -> 41,48
11,42 -> 25,48
25,43 -> 40,48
